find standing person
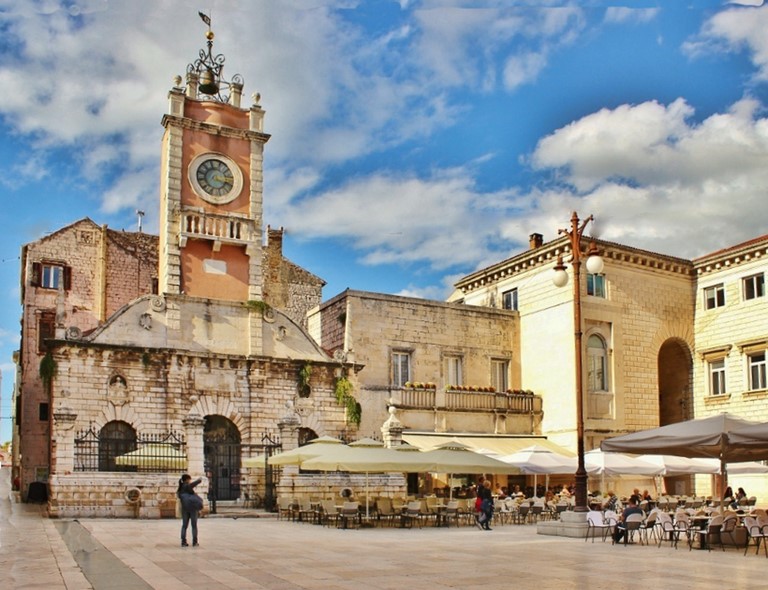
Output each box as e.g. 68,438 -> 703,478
474,476 -> 485,522
177,473 -> 203,547
476,479 -> 494,530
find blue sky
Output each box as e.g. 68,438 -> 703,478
1,0 -> 767,443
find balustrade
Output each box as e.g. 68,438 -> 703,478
393,387 -> 538,414
181,210 -> 252,244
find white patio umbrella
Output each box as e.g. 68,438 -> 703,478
585,449 -> 664,497
584,450 -> 664,477
495,444 -> 577,498
636,454 -> 719,476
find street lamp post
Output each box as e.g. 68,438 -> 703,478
552,211 -> 604,513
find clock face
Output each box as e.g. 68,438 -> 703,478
196,158 -> 234,197
188,153 -> 243,204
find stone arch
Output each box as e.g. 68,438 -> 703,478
298,412 -> 329,438
96,403 -> 144,433
190,394 -> 246,434
658,337 -> 693,426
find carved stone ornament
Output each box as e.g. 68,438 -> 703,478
139,313 -> 152,330
263,306 -> 276,323
150,296 -> 166,312
276,325 -> 287,341
107,377 -> 129,407
65,326 -> 82,340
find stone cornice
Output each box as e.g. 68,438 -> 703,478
161,114 -> 271,143
693,235 -> 768,277
455,236 -> 694,294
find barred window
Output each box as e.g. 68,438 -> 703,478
99,421 -> 137,472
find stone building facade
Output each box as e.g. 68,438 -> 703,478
11,30 -> 355,516
451,234 -> 696,457
13,219 -> 158,496
308,290 -> 542,438
690,235 -> 768,498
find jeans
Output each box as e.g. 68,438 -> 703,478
181,510 -> 198,544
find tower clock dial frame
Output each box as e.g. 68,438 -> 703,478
188,152 -> 244,205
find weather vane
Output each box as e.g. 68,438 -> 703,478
185,11 -> 243,103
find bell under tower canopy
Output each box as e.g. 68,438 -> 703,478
184,11 -> 244,107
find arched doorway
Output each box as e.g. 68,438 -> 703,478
657,338 -> 693,495
204,416 -> 242,502
658,339 -> 693,425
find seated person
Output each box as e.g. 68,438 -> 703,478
603,490 -> 619,512
612,494 -> 644,544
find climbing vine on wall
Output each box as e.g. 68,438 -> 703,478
297,362 -> 312,397
335,373 -> 361,426
39,351 -> 57,390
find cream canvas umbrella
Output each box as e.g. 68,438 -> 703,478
299,438 -> 432,518
255,435 -> 344,467
114,444 -> 187,470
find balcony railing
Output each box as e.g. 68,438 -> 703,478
392,387 -> 540,414
181,210 -> 254,246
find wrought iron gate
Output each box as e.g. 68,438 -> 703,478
203,417 -> 241,506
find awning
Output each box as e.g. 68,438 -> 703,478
402,432 -> 575,458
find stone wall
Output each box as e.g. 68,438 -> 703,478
263,227 -> 325,328
49,473 -> 186,519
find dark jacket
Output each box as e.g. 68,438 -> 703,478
178,478 -> 203,513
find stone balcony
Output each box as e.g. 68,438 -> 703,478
389,387 -> 542,415
179,209 -> 255,250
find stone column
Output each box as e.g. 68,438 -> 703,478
183,414 -> 206,476
276,405 -> 301,500
51,410 -> 78,474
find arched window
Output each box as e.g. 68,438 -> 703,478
298,428 -> 319,447
99,420 -> 137,472
587,334 -> 608,393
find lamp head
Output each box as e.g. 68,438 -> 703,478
552,256 -> 569,288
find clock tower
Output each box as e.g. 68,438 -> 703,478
159,22 -> 270,303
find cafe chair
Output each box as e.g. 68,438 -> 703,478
743,516 -> 768,557
585,510 -> 614,543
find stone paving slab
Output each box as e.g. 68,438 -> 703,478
4,468 -> 768,590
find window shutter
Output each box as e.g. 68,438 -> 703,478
63,266 -> 72,290
31,262 -> 41,287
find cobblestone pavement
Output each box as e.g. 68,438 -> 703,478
4,470 -> 768,590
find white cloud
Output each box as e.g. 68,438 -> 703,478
277,168 -> 518,270
683,3 -> 768,80
524,97 -> 768,259
604,8 -> 660,24
503,51 -> 547,90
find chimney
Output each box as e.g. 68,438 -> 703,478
529,233 -> 543,249
267,225 -> 284,256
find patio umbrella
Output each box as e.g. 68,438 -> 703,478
259,435 -> 344,467
418,441 -> 522,475
114,444 -> 187,470
636,454 -> 719,476
299,438 -> 432,518
601,413 -> 768,511
584,449 -> 664,476
496,445 -> 577,498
